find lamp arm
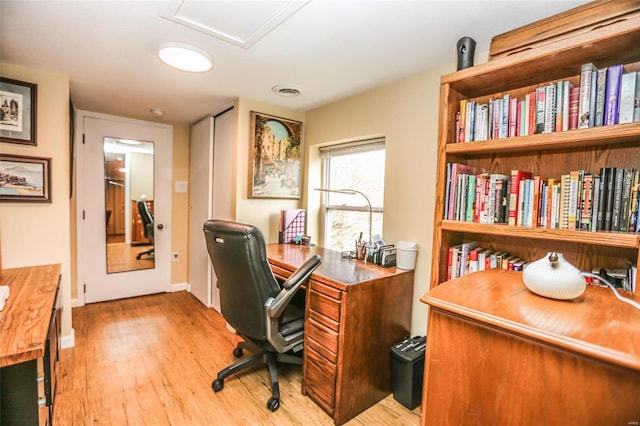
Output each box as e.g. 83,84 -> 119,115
340,189 -> 373,244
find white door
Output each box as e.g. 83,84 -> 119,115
189,108 -> 234,311
76,110 -> 172,303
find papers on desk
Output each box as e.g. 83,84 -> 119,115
0,285 -> 9,311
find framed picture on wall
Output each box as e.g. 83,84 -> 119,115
0,154 -> 51,202
0,77 -> 37,146
248,111 -> 303,199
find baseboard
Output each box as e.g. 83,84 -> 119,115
170,282 -> 188,292
61,328 -> 75,349
71,297 -> 84,308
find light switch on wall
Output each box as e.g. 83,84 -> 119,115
175,181 -> 188,193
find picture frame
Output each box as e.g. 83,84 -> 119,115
248,111 -> 303,199
0,154 -> 51,202
0,77 -> 37,146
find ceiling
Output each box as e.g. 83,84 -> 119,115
0,0 -> 590,125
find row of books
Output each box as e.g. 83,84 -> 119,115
445,163 -> 640,233
447,241 -> 637,293
455,64 -> 640,143
447,242 -> 528,280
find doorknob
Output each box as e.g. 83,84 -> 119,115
157,224 -> 164,230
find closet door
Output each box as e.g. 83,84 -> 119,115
188,108 -> 234,310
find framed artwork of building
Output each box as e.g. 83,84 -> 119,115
248,111 -> 303,199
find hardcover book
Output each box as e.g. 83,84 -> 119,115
619,71 -> 637,124
593,68 -> 608,126
604,64 -> 623,126
578,63 -> 597,129
508,169 -> 533,226
568,86 -> 580,130
535,87 -> 546,134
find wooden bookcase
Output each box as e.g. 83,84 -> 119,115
430,14 -> 640,289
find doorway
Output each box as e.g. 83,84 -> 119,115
76,110 -> 172,304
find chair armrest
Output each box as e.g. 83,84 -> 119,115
266,254 -> 321,319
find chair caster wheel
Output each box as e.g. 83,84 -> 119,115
267,397 -> 280,411
212,379 -> 224,392
233,347 -> 243,358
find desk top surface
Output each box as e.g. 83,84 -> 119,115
421,269 -> 640,372
267,243 -> 412,288
0,263 -> 61,367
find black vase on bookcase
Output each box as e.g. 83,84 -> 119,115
456,36 -> 476,70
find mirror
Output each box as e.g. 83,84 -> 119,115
104,137 -> 155,273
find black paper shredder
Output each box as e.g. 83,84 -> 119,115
390,335 -> 426,410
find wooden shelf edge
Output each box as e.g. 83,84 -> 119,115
440,220 -> 640,249
446,122 -> 640,155
441,15 -> 640,88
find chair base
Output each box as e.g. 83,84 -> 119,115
136,248 -> 154,260
212,341 -> 302,412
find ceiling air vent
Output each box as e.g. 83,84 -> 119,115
272,84 -> 303,97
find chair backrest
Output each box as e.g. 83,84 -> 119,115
203,219 -> 281,342
137,200 -> 154,241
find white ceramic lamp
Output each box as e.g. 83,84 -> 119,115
522,252 -> 586,300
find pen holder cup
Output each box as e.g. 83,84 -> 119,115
356,244 -> 366,260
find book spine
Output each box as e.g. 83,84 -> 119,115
527,91 -> 536,135
568,86 -> 580,130
579,173 -> 593,231
535,87 -> 546,134
604,167 -> 616,231
555,80 -> 564,133
590,175 -> 600,232
619,71 -> 637,124
594,68 -> 608,126
578,63 -> 596,129
509,97 -> 518,138
459,100 -> 467,142
567,171 -> 580,231
559,174 -> 571,230
620,168 -> 634,231
628,170 -> 640,232
588,70 -> 597,127
611,168 -> 625,231
544,84 -> 556,133
596,167 -> 608,231
604,64 -> 624,126
562,81 -> 571,131
508,170 -> 532,226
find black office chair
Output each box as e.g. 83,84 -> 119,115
203,219 -> 321,411
136,200 -> 154,259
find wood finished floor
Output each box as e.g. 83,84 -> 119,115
53,291 -> 421,425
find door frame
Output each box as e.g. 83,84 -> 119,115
75,110 -> 173,306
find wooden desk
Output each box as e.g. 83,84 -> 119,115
420,269 -> 640,425
267,244 -> 414,425
0,264 -> 62,425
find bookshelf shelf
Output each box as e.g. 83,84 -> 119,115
430,14 -> 640,289
446,122 -> 640,156
441,220 -> 640,249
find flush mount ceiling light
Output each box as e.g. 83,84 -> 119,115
272,84 -> 303,97
158,42 -> 213,72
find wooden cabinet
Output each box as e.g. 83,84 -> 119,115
430,11 -> 640,289
267,244 -> 414,425
420,269 -> 640,424
131,199 -> 153,245
0,264 -> 61,426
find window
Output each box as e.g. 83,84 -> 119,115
319,138 -> 385,252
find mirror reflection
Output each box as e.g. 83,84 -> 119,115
104,137 -> 155,273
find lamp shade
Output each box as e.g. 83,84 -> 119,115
522,252 -> 586,300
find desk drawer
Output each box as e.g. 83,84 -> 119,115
309,287 -> 341,324
305,346 -> 336,415
271,264 -> 292,281
307,316 -> 338,359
